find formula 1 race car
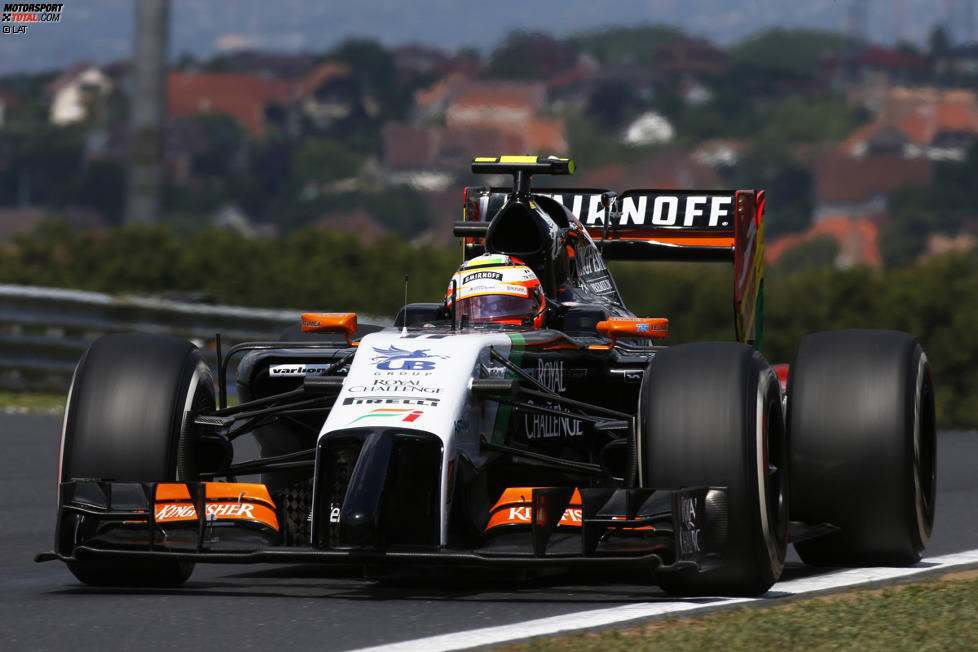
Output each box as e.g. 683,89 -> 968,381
38,156 -> 937,596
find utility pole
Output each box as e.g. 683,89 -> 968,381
125,0 -> 169,224
848,0 -> 869,43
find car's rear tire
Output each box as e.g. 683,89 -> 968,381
789,330 -> 936,566
59,333 -> 215,587
640,342 -> 788,596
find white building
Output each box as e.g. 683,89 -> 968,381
45,64 -> 113,126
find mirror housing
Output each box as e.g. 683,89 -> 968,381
594,317 -> 668,348
301,312 -> 358,345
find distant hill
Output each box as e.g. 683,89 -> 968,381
0,0 -> 955,75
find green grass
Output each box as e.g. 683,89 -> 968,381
500,575 -> 978,651
0,391 -> 66,413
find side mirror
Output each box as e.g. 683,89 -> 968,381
301,312 -> 358,346
593,317 -> 668,349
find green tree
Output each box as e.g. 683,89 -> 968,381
929,25 -> 950,58
64,160 -> 126,224
326,38 -> 409,121
730,28 -> 854,78
293,139 -> 361,185
486,31 -> 578,79
771,235 -> 839,273
727,148 -> 813,237
568,24 -> 688,65
191,114 -> 247,178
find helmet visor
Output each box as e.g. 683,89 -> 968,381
457,293 -> 539,322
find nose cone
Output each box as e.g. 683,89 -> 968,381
339,509 -> 377,545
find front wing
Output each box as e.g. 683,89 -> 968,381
39,480 -> 728,575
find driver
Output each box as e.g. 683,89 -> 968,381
446,254 -> 546,328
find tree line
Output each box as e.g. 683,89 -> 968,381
2,222 -> 975,427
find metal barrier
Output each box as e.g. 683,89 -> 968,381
0,284 -> 387,393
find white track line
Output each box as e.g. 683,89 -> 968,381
350,549 -> 978,652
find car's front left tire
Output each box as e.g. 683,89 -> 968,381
640,342 -> 788,596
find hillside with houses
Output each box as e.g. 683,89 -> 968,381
1,25 -> 978,268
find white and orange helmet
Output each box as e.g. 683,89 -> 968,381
446,254 -> 546,327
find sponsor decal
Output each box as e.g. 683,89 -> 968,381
346,379 -> 441,394
610,369 -> 644,383
545,192 -> 734,228
578,250 -> 605,276
526,412 -> 583,438
576,248 -> 617,298
370,345 -> 446,372
463,271 -> 503,284
586,277 -> 613,294
489,505 -> 655,530
270,363 -> 341,377
524,360 -> 583,439
343,396 -> 440,407
155,502 -> 256,522
484,365 -> 507,378
678,494 -> 703,554
347,407 -> 425,424
453,419 -> 469,437
534,359 -> 566,392
505,505 -> 583,525
2,2 -> 62,35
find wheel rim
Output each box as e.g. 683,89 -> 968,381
912,353 -> 937,549
756,369 -> 787,575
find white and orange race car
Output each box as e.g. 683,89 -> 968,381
38,156 -> 936,596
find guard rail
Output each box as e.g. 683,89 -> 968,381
0,284 -> 386,393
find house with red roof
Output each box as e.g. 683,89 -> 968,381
814,151 -> 931,222
574,150 -> 720,192
167,72 -> 292,134
294,62 -> 363,131
842,87 -> 978,161
167,62 -> 360,135
766,217 -> 882,269
444,81 -> 567,154
385,79 -> 568,180
652,38 -> 730,79
774,150 -> 933,268
820,46 -> 930,93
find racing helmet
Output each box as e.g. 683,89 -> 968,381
446,254 -> 546,328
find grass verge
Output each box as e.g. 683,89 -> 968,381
500,573 -> 978,651
0,391 -> 66,413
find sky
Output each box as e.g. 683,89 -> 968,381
0,0 -> 971,76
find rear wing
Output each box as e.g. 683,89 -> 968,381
461,186 -> 765,346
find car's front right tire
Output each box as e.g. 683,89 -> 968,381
59,333 -> 215,587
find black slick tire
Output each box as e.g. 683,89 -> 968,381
59,333 -> 216,587
788,330 -> 936,566
640,342 -> 788,596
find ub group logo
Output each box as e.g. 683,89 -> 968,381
2,3 -> 62,35
370,345 -> 447,371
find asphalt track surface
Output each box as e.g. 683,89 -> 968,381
2,413 -> 977,651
